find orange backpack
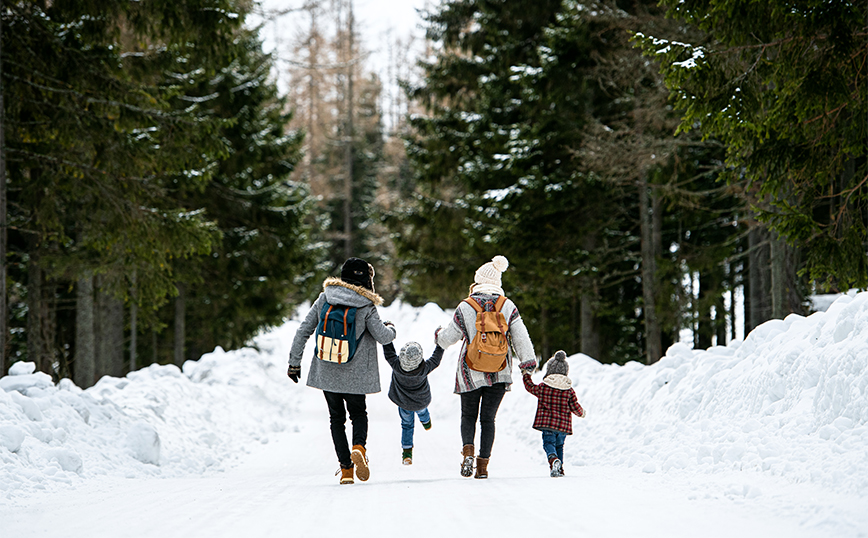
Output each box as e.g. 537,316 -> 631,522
464,296 -> 510,373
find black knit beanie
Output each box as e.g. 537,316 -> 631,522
341,257 -> 374,291
545,350 -> 569,377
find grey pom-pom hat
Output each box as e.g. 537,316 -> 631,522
545,350 -> 569,377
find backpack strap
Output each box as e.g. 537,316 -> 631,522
464,297 -> 483,312
493,295 -> 507,312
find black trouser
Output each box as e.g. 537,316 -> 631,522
323,391 -> 368,469
459,383 -> 507,459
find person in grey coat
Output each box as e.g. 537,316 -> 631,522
287,257 -> 396,485
382,340 -> 444,465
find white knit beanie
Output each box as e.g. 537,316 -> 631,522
399,342 -> 424,372
474,255 -> 509,288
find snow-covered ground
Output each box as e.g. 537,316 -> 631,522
1,293 -> 867,537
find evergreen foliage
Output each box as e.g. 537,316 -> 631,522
1,1 -> 319,378
635,0 -> 868,290
399,0 -> 742,363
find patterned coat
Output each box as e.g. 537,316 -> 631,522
522,373 -> 584,435
436,293 -> 537,394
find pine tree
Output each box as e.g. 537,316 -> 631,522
635,0 -> 868,291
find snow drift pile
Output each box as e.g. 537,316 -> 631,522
1,291 -> 866,499
0,324 -> 299,497
498,291 -> 868,495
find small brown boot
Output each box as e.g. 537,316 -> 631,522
460,444 -> 475,477
339,466 -> 354,485
351,445 -> 369,481
475,457 -> 489,479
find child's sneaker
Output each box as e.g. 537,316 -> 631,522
422,420 -> 432,430
351,445 -> 369,481
402,448 -> 413,465
549,458 -> 563,478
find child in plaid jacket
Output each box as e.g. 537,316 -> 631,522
521,350 -> 584,477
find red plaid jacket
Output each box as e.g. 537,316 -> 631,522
522,373 -> 584,435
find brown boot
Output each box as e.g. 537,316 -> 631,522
339,466 -> 354,485
351,445 -> 369,481
460,444 -> 475,477
475,457 -> 489,479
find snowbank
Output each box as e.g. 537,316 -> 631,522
497,292 -> 868,495
0,324 -> 298,498
1,291 -> 866,500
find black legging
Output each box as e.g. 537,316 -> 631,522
459,383 -> 507,459
323,391 -> 368,469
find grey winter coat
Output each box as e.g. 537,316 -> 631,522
289,278 -> 396,394
383,342 -> 443,411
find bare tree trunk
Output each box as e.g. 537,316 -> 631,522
107,296 -> 124,377
580,234 -> 601,360
0,8 -> 7,376
130,273 -> 137,372
342,0 -> 355,259
75,275 -> 95,388
748,224 -> 771,331
639,175 -> 662,364
94,278 -> 109,380
27,238 -> 45,371
174,283 -> 185,367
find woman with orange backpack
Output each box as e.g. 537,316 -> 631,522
435,255 -> 537,479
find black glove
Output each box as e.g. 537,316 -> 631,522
383,320 -> 395,331
434,326 -> 442,341
287,364 -> 301,383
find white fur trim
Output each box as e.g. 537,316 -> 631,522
543,374 -> 572,390
323,277 -> 384,306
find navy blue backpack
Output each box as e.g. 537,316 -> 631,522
314,301 -> 362,364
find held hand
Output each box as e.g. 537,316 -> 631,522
383,320 -> 395,330
434,326 -> 442,341
287,364 -> 301,383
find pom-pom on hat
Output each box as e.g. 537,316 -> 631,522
399,342 -> 424,372
545,350 -> 569,377
341,257 -> 375,291
474,255 -> 509,288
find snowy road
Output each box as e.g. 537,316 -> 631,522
1,389 -> 851,538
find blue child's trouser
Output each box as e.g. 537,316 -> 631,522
541,429 -> 567,462
398,407 -> 431,449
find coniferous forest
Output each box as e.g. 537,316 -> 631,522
1,0 -> 865,384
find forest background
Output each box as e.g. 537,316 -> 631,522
0,0 -> 864,386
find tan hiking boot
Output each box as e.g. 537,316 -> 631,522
460,444 -> 475,477
351,444 -> 369,481
475,457 -> 489,479
339,466 -> 354,485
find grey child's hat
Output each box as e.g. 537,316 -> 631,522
545,350 -> 569,377
399,342 -> 424,372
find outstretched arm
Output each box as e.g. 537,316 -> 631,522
435,307 -> 465,349
569,390 -> 585,418
365,307 -> 397,345
382,342 -> 399,370
289,295 -> 324,367
509,317 -> 538,372
522,372 -> 542,396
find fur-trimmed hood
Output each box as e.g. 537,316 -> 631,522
543,374 -> 572,390
323,277 -> 384,306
